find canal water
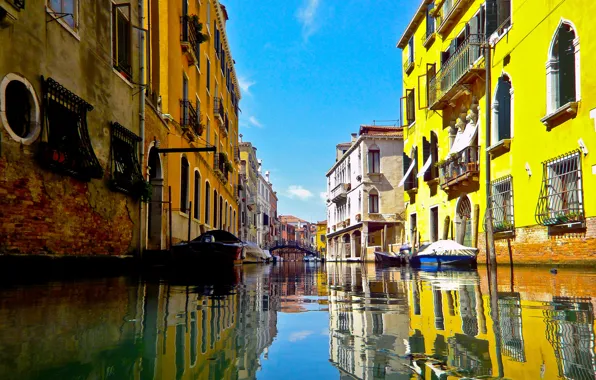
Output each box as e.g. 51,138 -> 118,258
0,263 -> 595,380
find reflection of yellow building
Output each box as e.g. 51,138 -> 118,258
316,221 -> 327,257
148,0 -> 241,244
398,0 -> 596,264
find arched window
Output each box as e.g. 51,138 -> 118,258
547,21 -> 579,114
224,201 -> 228,230
493,74 -> 512,142
180,157 -> 190,213
228,206 -> 232,232
194,171 -> 201,220
219,196 -> 223,229
205,182 -> 211,225
368,189 -> 379,214
367,146 -> 380,174
213,189 -> 218,228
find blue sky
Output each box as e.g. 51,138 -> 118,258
224,0 -> 418,222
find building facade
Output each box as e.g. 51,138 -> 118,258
325,126 -> 405,262
239,140 -> 258,244
146,0 -> 241,247
279,215 -> 312,247
0,0 -> 144,255
257,168 -> 271,248
398,0 -> 596,264
315,221 -> 327,257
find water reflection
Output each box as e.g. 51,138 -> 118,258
0,264 -> 595,379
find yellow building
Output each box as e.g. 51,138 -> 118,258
397,0 -> 596,264
315,220 -> 327,257
145,0 -> 241,246
239,140 -> 259,243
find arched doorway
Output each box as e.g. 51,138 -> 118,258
455,195 -> 473,246
342,234 -> 351,260
147,147 -> 163,249
352,230 -> 362,258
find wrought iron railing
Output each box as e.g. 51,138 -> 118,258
12,0 -> 24,10
489,176 -> 514,232
109,122 -> 144,196
439,146 -> 480,187
233,145 -> 240,163
181,15 -> 201,60
535,151 -> 584,226
213,97 -> 224,122
179,100 -> 202,136
428,34 -> 485,108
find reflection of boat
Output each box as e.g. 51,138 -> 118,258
171,230 -> 244,266
374,251 -> 404,266
243,242 -> 268,263
409,240 -> 478,268
346,257 -> 362,263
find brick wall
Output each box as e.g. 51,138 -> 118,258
477,217 -> 596,265
0,142 -> 137,256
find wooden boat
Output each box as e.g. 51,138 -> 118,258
374,251 -> 404,266
409,240 -> 478,268
171,230 -> 244,266
243,242 -> 268,263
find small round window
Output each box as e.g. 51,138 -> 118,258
0,73 -> 41,144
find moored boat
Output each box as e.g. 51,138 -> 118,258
374,251 -> 404,266
243,242 -> 268,263
171,230 -> 244,266
409,240 -> 478,268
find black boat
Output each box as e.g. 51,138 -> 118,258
171,230 -> 245,266
374,251 -> 405,266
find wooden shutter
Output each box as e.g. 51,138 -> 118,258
403,152 -> 411,177
497,76 -> 511,140
406,89 -> 415,125
486,0 -> 498,36
558,25 -> 576,106
418,73 -> 428,110
422,137 -> 431,181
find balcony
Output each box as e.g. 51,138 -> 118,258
435,0 -> 473,37
439,146 -> 480,191
179,100 -> 202,137
213,97 -> 225,126
428,34 -> 485,110
331,183 -> 350,203
180,15 -> 201,65
233,145 -> 240,163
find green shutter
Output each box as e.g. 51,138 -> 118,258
496,76 -> 511,140
558,25 -> 576,106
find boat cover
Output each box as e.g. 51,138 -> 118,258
194,230 -> 240,243
415,240 -> 478,257
447,117 -> 479,157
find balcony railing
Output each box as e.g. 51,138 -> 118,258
331,183 -> 349,203
180,15 -> 201,65
436,0 -> 473,36
180,100 -> 202,136
233,145 -> 240,163
428,34 -> 485,110
213,97 -> 225,124
439,146 -> 480,190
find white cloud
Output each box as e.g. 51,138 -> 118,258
238,76 -> 256,96
286,185 -> 314,200
249,116 -> 263,128
296,0 -> 321,41
319,192 -> 327,204
289,330 -> 314,342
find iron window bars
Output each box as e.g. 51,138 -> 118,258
498,292 -> 526,363
180,100 -> 202,136
489,175 -> 514,232
110,122 -> 143,196
535,150 -> 584,227
38,77 -> 103,181
181,15 -> 202,62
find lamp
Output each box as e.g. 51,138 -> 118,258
578,138 -> 588,155
525,162 -> 532,177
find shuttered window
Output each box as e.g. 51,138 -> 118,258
558,24 -> 576,107
205,182 -> 211,225
194,171 -> 201,219
406,89 -> 415,125
495,75 -> 512,141
180,157 -> 190,213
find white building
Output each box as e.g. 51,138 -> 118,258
257,162 -> 274,248
325,125 -> 405,261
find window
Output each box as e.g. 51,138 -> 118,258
219,196 -> 223,229
110,122 -> 143,196
175,324 -> 185,380
206,119 -> 211,144
430,206 -> 439,242
367,148 -> 380,174
206,59 -> 211,91
489,176 -> 514,232
493,74 -> 512,142
547,22 -> 579,114
486,0 -> 511,37
368,190 -> 379,214
406,89 -> 415,125
38,77 -> 103,181
49,0 -> 77,29
190,311 -> 198,367
194,171 -> 201,219
0,74 -> 41,144
213,189 -> 218,227
408,37 -> 414,64
206,0 -> 210,29
112,3 -> 132,81
180,157 -> 190,213
410,213 -> 417,245
320,235 -> 325,242
425,2 -> 435,39
536,151 -> 584,227
205,182 -> 211,225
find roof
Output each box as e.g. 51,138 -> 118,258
280,215 -> 309,224
316,220 -> 327,226
396,0 -> 432,49
359,125 -> 404,137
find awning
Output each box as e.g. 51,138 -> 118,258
447,119 -> 479,157
398,158 -> 417,187
417,156 -> 432,178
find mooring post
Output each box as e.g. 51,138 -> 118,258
169,186 -> 173,250
188,201 -> 192,242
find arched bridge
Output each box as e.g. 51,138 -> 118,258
266,242 -> 320,260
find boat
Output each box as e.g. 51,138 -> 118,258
374,251 -> 404,266
243,242 -> 268,263
263,249 -> 273,263
346,257 -> 363,263
409,240 -> 478,268
171,230 -> 244,266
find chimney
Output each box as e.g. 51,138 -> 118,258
351,133 -> 357,143
265,171 -> 270,183
258,159 -> 262,173
239,133 -> 243,143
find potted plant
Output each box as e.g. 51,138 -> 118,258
134,180 -> 153,202
225,161 -> 234,173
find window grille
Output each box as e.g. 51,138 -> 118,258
38,77 -> 103,181
535,151 -> 584,226
498,292 -> 526,362
110,122 -> 143,195
489,175 -> 514,232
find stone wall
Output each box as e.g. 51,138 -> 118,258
477,217 -> 596,265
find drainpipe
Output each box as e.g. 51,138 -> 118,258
138,0 -> 146,258
484,36 -> 496,267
